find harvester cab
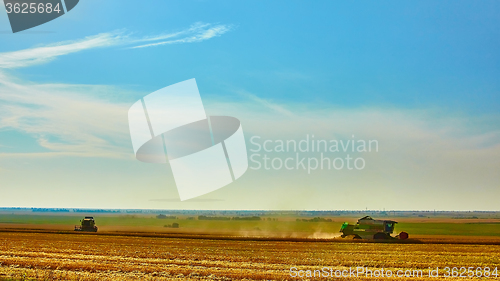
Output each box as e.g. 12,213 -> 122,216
340,216 -> 408,240
74,216 -> 98,232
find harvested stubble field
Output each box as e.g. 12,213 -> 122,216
0,231 -> 499,280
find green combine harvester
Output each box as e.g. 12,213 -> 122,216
74,216 -> 98,232
340,216 -> 408,240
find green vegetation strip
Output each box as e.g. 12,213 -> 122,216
1,215 -> 500,236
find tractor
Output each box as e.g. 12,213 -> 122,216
340,216 -> 408,240
74,216 -> 98,232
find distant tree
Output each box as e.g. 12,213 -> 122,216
198,216 -> 230,220
232,216 -> 261,221
157,214 -> 177,219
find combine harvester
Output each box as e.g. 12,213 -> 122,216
74,216 -> 98,232
340,216 -> 408,240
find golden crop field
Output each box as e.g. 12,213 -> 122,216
0,231 -> 499,280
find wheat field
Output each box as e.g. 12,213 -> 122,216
0,231 -> 499,280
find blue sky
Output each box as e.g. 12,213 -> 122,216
0,1 -> 499,210
3,1 -> 500,110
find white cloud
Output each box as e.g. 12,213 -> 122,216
0,71 -> 132,159
131,23 -> 233,49
132,22 -> 212,43
0,33 -> 124,69
235,90 -> 294,117
0,22 -> 233,69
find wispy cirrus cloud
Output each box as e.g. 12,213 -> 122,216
236,90 -> 294,117
0,33 -> 124,69
131,22 -> 233,49
0,22 -> 232,69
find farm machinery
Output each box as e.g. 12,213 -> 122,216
74,216 -> 98,232
340,216 -> 408,240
